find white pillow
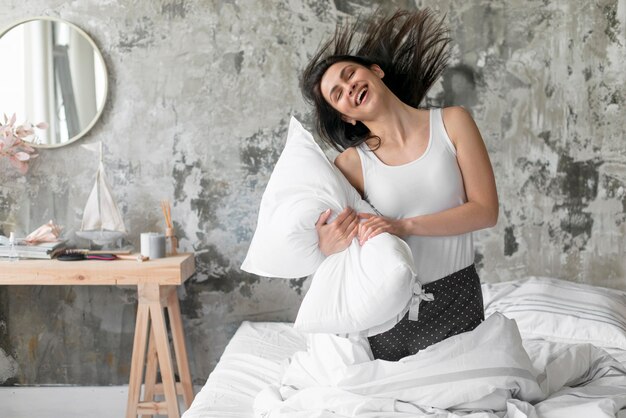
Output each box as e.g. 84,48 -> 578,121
241,116 -> 372,278
295,233 -> 416,336
483,276 -> 626,350
241,116 -> 416,335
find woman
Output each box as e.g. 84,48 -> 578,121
300,9 -> 498,361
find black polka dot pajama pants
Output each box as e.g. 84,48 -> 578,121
367,264 -> 484,361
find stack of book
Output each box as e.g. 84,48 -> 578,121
0,240 -> 66,259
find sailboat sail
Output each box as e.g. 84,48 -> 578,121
80,160 -> 127,233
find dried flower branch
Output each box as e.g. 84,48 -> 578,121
0,113 -> 47,174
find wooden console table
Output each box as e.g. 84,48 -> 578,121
0,253 -> 196,418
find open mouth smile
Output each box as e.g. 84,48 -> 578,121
355,85 -> 368,106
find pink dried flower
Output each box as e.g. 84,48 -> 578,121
0,113 -> 46,174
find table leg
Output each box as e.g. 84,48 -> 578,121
127,283 -> 191,418
149,289 -> 180,418
167,289 -> 194,407
126,304 -> 150,418
140,328 -> 158,418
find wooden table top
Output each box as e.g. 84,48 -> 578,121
0,253 -> 195,286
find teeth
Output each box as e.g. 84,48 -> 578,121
357,87 -> 367,105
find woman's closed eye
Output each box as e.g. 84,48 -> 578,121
334,71 -> 355,102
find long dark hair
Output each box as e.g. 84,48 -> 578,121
301,9 -> 451,151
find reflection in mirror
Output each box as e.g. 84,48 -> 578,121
0,18 -> 107,148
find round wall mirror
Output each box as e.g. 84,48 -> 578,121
0,17 -> 107,148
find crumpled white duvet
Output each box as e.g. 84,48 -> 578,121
253,313 -> 626,418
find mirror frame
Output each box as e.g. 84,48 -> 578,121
0,16 -> 108,149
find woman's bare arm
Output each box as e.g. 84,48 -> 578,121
314,147 -> 363,256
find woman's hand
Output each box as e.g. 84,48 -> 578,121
357,213 -> 407,245
316,207 -> 359,256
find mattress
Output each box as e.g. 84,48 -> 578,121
183,279 -> 626,418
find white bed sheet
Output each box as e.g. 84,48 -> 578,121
183,284 -> 626,418
182,322 -> 306,418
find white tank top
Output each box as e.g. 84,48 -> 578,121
355,108 -> 474,284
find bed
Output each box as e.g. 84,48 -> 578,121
183,277 -> 626,418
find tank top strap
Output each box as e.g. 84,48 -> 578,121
429,108 -> 457,155
355,142 -> 374,171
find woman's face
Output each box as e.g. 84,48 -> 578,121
320,61 -> 385,124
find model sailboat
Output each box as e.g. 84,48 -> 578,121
76,142 -> 127,246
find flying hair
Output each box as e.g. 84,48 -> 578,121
301,9 -> 451,151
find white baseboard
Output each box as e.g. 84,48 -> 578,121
0,385 -> 200,418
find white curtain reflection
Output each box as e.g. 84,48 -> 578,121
53,22 -> 78,142
69,26 -> 97,132
24,20 -> 56,144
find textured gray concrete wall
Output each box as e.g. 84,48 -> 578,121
0,0 -> 624,385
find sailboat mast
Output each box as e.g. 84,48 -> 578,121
98,142 -> 103,232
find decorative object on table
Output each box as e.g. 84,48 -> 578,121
24,220 -> 62,244
0,236 -> 66,259
0,219 -> 65,260
115,253 -> 148,262
8,232 -> 19,262
116,253 -> 148,262
85,254 -> 117,261
57,252 -> 118,261
62,248 -> 132,255
57,252 -> 87,261
160,199 -> 178,255
0,113 -> 47,174
140,232 -> 166,260
76,141 -> 127,246
56,248 -> 147,262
